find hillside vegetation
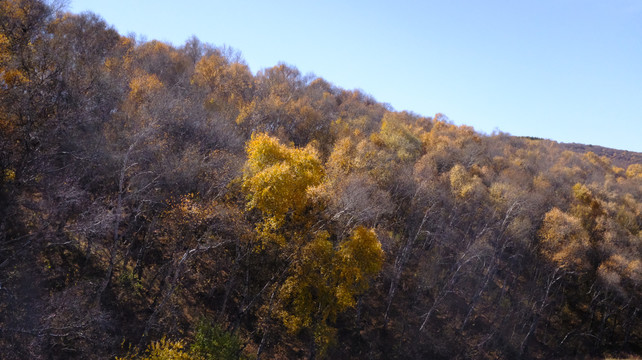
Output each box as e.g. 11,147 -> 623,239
1,1 -> 641,359
559,142 -> 642,169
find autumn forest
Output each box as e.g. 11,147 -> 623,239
1,1 -> 641,359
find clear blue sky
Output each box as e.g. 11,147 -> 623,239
69,0 -> 642,152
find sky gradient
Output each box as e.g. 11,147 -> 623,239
69,0 -> 642,152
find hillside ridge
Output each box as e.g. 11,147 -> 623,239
558,142 -> 642,168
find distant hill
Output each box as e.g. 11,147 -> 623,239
558,142 -> 642,168
517,137 -> 642,168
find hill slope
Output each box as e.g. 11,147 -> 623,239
1,2 -> 641,359
559,142 -> 642,168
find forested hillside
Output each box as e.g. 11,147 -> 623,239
1,1 -> 641,359
559,142 -> 642,169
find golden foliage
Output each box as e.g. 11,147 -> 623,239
242,133 -> 324,233
449,164 -> 486,200
372,113 -> 423,161
117,337 -> 192,360
278,231 -> 335,333
597,253 -> 642,296
626,163 -> 642,179
193,53 -> 226,86
571,183 -> 604,234
2,68 -> 28,86
326,137 -> 357,176
194,54 -> 253,117
128,72 -> 164,103
539,208 -> 591,270
277,226 -> 383,354
3,168 -> 16,182
584,151 -> 612,171
336,226 -> 384,307
0,33 -> 8,63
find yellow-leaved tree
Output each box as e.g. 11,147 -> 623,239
242,132 -> 324,245
538,207 -> 591,271
277,226 -> 384,356
242,133 -> 384,356
117,337 -> 191,360
192,53 -> 254,120
335,226 -> 385,308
